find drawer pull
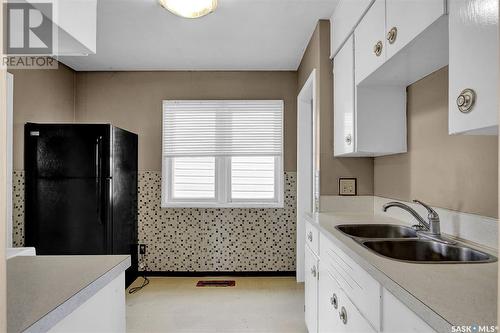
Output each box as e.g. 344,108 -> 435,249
387,27 -> 398,44
373,41 -> 383,56
307,231 -> 313,242
330,293 -> 338,309
339,306 -> 348,325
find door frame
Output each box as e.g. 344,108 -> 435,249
6,73 -> 12,248
296,69 -> 318,283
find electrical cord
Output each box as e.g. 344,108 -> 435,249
128,275 -> 149,294
128,252 -> 150,294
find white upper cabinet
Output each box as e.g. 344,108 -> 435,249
385,0 -> 446,59
334,35 -> 407,157
334,36 -> 355,156
330,0 -> 375,58
354,0 -> 386,84
448,0 -> 499,135
354,0 -> 446,85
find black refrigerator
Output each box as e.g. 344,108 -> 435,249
24,123 -> 138,287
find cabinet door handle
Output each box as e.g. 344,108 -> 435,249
307,231 -> 313,242
339,306 -> 348,325
311,265 -> 317,278
330,293 -> 338,309
387,27 -> 398,44
345,134 -> 352,145
373,41 -> 383,56
456,88 -> 476,113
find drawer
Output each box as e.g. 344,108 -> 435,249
320,233 -> 381,330
319,269 -> 376,333
305,220 -> 319,255
338,281 -> 376,333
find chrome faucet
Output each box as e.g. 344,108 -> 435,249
382,200 -> 455,244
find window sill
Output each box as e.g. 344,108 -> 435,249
161,202 -> 285,209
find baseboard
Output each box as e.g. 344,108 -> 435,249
141,271 -> 297,277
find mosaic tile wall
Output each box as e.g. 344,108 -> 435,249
12,171 -> 25,247
11,171 -> 297,272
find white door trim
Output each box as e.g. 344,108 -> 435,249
296,69 -> 318,283
6,73 -> 13,248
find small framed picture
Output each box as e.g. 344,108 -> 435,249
339,178 -> 357,196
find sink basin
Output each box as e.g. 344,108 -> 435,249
336,224 -> 417,239
362,239 -> 496,263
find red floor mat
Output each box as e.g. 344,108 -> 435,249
196,280 -> 236,287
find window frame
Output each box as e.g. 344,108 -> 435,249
161,99 -> 284,209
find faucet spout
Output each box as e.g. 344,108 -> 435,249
382,201 -> 430,231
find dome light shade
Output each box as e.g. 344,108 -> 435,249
159,0 -> 217,19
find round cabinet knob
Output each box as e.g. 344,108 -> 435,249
345,134 -> 352,145
307,231 -> 313,242
311,265 -> 317,277
330,293 -> 338,309
387,27 -> 398,44
456,88 -> 476,113
373,41 -> 383,56
339,306 -> 348,325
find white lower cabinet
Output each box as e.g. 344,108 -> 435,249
305,220 -> 436,333
318,268 -> 342,332
305,244 -> 319,333
319,269 -> 375,333
382,289 -> 435,333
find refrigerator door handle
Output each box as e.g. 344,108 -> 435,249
96,136 -> 103,225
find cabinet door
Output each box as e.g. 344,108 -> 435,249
333,35 -> 355,156
318,271 -> 342,333
354,0 -> 386,84
449,0 -> 499,135
385,0 -> 446,59
305,246 -> 319,333
330,0 -> 375,57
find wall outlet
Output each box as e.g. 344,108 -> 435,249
139,244 -> 146,255
339,178 -> 357,196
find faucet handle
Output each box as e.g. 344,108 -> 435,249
413,200 -> 439,220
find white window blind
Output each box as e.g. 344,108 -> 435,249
162,100 -> 283,157
231,156 -> 275,200
162,100 -> 284,208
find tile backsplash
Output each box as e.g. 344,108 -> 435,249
138,171 -> 297,272
12,171 -> 297,272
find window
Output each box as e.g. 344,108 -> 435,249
162,100 -> 284,208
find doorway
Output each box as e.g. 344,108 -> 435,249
296,69 -> 319,283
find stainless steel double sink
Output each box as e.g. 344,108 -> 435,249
335,224 -> 497,263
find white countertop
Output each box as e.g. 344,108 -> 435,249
7,255 -> 131,333
306,212 -> 497,332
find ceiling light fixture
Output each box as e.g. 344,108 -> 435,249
159,0 -> 217,19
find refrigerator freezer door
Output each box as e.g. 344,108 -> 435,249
25,123 -> 111,178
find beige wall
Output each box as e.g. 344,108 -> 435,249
75,71 -> 298,171
9,65 -> 76,170
375,67 -> 499,218
297,20 -> 374,196
0,0 -> 6,324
